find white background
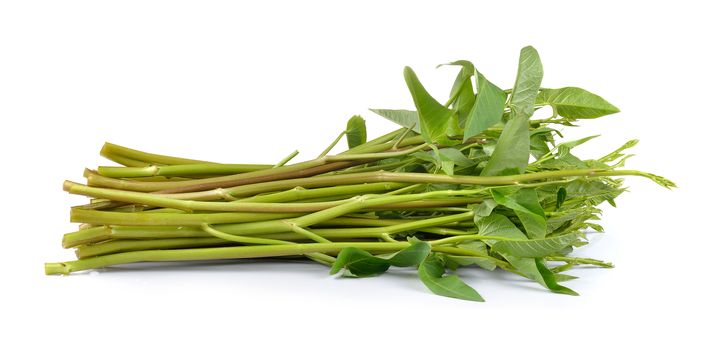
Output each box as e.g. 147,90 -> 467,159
1,1 -> 701,349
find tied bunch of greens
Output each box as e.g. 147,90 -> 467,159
45,46 -> 674,301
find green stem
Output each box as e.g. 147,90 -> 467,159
325,143 -> 428,161
545,256 -> 614,268
318,131 -> 346,158
274,150 -> 299,168
341,128 -> 405,155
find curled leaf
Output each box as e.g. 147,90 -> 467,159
345,115 -> 367,149
418,253 -> 484,301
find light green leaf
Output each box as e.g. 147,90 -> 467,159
536,87 -> 620,119
554,274 -> 579,282
492,232 -> 580,258
418,253 -> 484,301
345,115 -> 367,149
509,46 -> 543,118
369,109 -> 421,133
480,115 -> 530,176
464,72 -> 507,140
404,66 -> 456,144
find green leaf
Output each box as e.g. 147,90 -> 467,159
556,187 -> 567,209
556,135 -> 600,158
444,255 -> 497,271
387,240 -> 432,266
473,199 -> 498,219
535,258 -> 579,295
418,253 -> 484,301
475,213 -> 528,242
464,72 -> 507,140
503,254 -> 547,286
536,87 -> 620,119
369,109 -> 421,133
509,46 -> 543,119
345,115 -> 367,149
492,232 -> 580,258
330,240 -> 431,277
329,248 -> 390,277
491,188 -> 547,238
443,60 -> 476,125
403,66 -> 456,144
437,148 -> 473,167
480,115 -> 530,176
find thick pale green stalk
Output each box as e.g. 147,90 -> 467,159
45,241 -> 492,275
160,168 -> 665,201
63,216 -> 475,247
234,182 -> 406,203
76,237 -> 231,258
201,225 -> 336,265
98,163 -> 273,178
65,181 -> 479,213
100,142 -> 215,166
70,208 -> 298,226
85,158 -> 360,192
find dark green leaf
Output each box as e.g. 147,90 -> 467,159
536,87 -> 620,119
404,66 -> 456,144
369,109 -> 420,133
443,60 -> 476,125
438,148 -> 473,167
535,258 -> 579,295
491,188 -> 547,238
556,187 -> 567,209
330,240 -> 431,277
387,240 -> 432,266
473,199 -> 498,219
329,248 -> 390,277
464,72 -> 507,140
480,115 -> 530,176
509,46 -> 543,118
475,213 -> 527,242
530,129 -> 552,160
492,232 -> 580,258
418,254 -> 484,301
503,254 -> 548,286
345,115 -> 367,149
444,255 -> 497,271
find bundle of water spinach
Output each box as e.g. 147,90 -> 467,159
45,46 -> 674,301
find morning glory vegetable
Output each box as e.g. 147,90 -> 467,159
45,46 -> 674,302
